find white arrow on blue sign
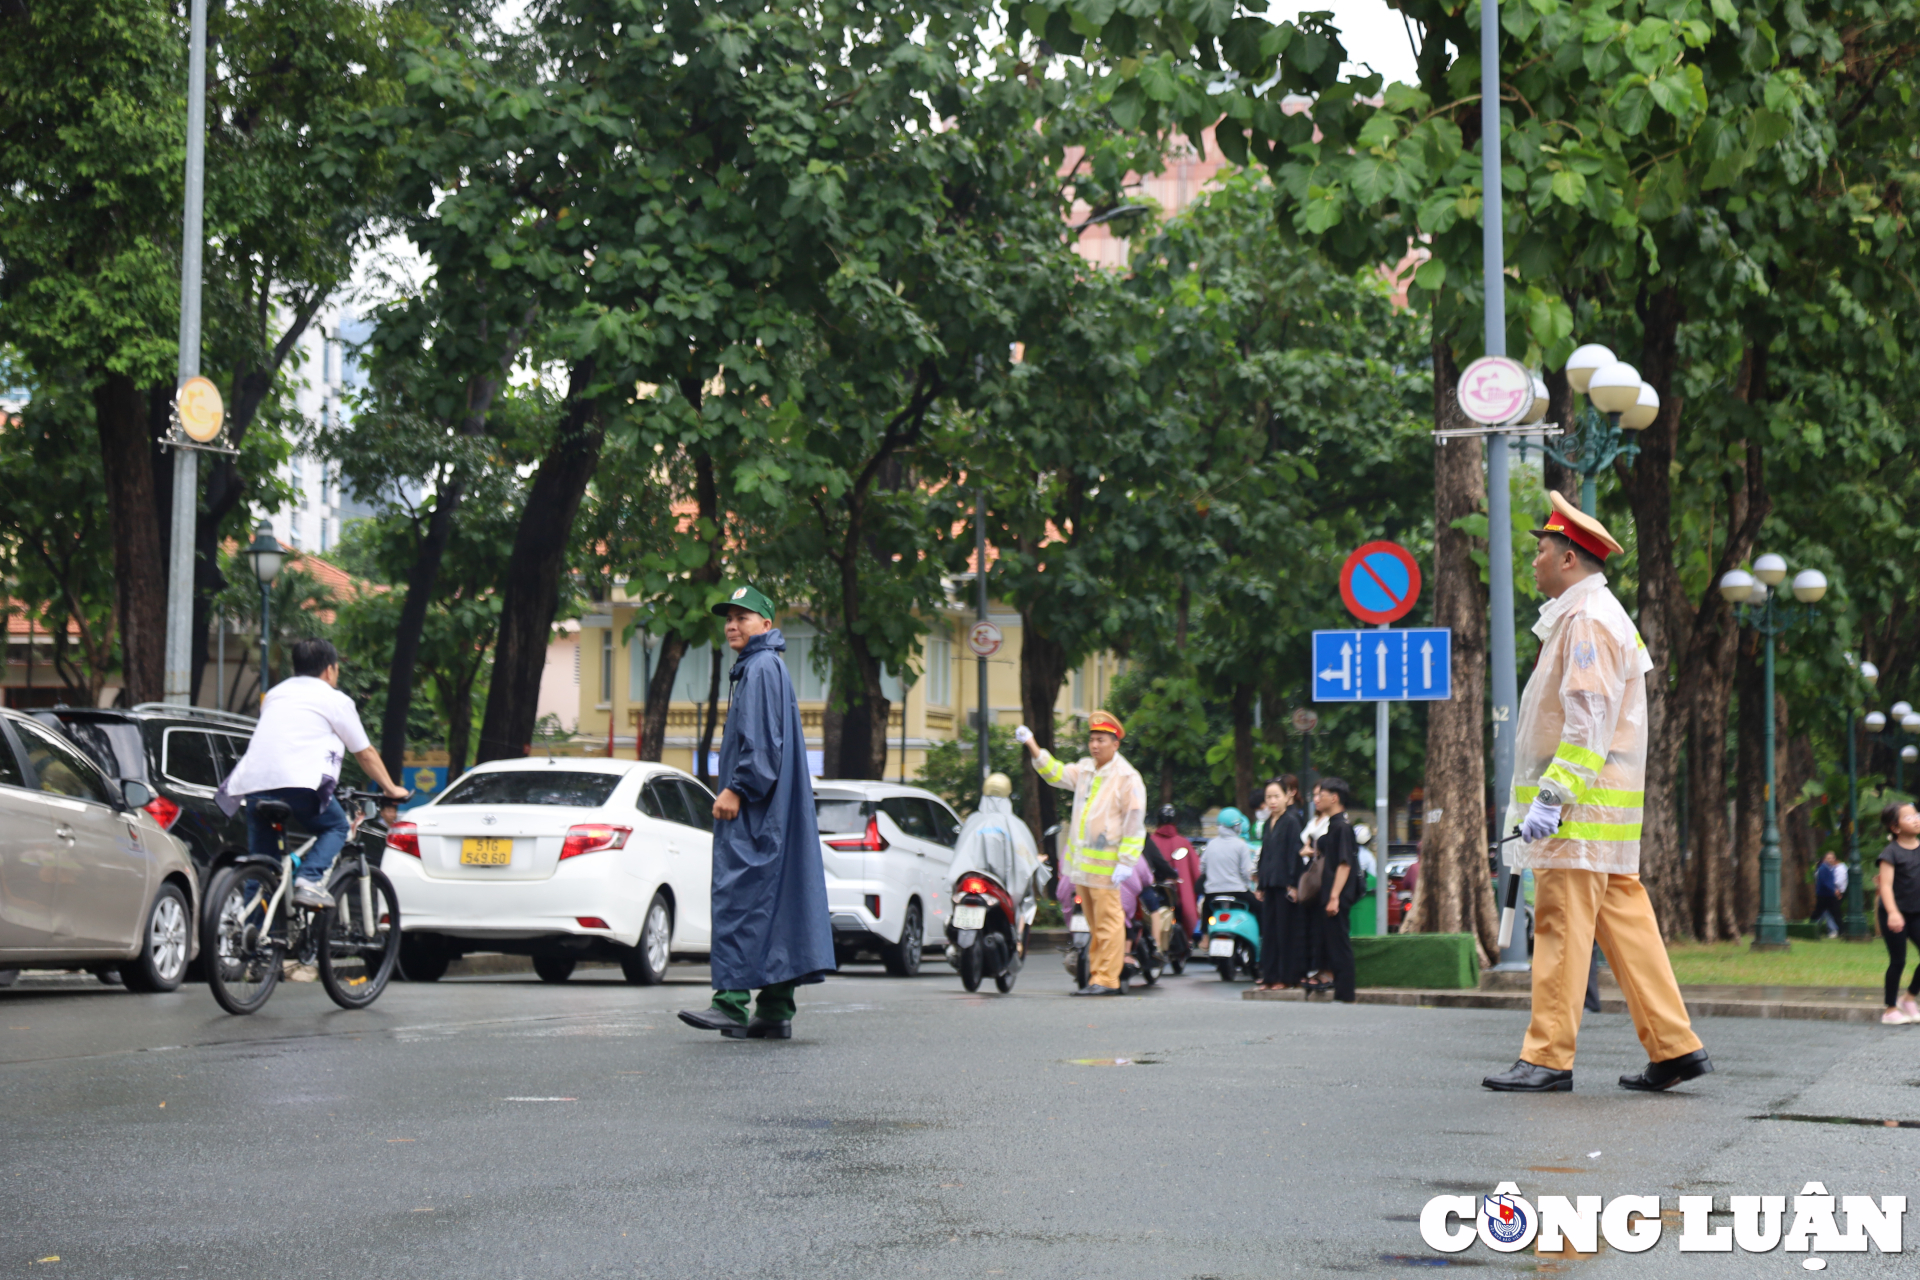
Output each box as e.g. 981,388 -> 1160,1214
1312,628 -> 1453,703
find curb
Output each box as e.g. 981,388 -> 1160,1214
1241,985 -> 1886,1024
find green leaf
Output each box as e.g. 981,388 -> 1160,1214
1549,168 -> 1587,206
1710,0 -> 1738,22
1137,56 -> 1179,103
1297,184 -> 1346,234
1356,112 -> 1402,151
1347,156 -> 1395,205
1749,106 -> 1791,148
1413,258 -> 1447,291
1613,85 -> 1654,136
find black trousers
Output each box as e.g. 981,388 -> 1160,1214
1311,903 -> 1356,1002
1257,892 -> 1308,986
1881,907 -> 1920,1008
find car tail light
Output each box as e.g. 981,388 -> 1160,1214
386,821 -> 420,858
560,824 -> 631,860
864,894 -> 881,919
955,875 -> 992,898
825,816 -> 889,852
576,917 -> 609,930
143,795 -> 181,830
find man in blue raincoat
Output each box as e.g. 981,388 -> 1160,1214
678,585 -> 836,1040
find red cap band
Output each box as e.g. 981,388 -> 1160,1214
1089,711 -> 1124,739
1542,513 -> 1611,562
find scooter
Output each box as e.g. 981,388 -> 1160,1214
1125,909 -> 1164,987
946,867 -> 1025,993
1202,892 -> 1261,981
1063,898 -> 1091,990
1151,873 -> 1193,975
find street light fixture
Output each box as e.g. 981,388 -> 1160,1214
1540,343 -> 1664,515
1719,554 -> 1824,950
246,522 -> 284,696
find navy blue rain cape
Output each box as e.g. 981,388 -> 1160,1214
709,629 -> 837,991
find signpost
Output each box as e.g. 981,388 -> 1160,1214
1316,541 -> 1454,934
966,620 -> 1003,658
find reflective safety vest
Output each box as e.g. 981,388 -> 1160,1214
1506,573 -> 1652,875
1034,749 -> 1148,887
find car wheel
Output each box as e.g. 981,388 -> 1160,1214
398,934 -> 451,983
882,902 -> 922,977
121,883 -> 191,992
532,955 -> 576,983
620,895 -> 672,986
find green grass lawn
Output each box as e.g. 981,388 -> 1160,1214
1661,938 -> 1897,990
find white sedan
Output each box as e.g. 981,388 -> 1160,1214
383,758 -> 713,984
814,781 -> 963,976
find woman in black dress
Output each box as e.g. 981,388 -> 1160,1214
1255,775 -> 1306,990
1304,776 -> 1362,1003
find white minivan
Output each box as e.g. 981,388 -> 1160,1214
813,781 -> 963,976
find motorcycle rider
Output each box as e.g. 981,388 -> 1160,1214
1200,806 -> 1257,914
1148,805 -> 1201,945
946,772 -> 1044,942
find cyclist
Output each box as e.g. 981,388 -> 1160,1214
221,638 -> 409,908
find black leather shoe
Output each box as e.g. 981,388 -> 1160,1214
1482,1059 -> 1573,1092
1071,984 -> 1122,997
724,1017 -> 791,1040
1619,1048 -> 1714,1091
677,1007 -> 746,1033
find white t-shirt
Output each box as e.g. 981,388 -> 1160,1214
225,676 -> 372,797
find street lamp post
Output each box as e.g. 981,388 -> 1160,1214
246,523 -> 285,697
1861,703 -> 1920,796
1542,344 -> 1661,515
1719,557 -> 1828,950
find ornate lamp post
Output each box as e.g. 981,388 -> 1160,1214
1541,343 -> 1661,515
246,522 -> 285,697
1839,661 -> 1880,939
1719,556 -> 1828,950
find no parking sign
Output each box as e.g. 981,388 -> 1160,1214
1338,541 -> 1421,625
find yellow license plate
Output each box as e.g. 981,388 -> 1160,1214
461,837 -> 512,865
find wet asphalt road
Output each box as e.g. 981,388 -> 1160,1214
3,958 -> 1917,1279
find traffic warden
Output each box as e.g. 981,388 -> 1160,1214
1483,494 -> 1713,1092
678,586 -> 835,1040
1016,711 -> 1147,996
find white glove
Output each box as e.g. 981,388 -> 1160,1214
1519,796 -> 1562,843
1014,724 -> 1033,745
1110,862 -> 1132,886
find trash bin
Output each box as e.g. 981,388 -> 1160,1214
1350,872 -> 1379,938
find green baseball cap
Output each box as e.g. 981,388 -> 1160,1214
712,583 -> 776,621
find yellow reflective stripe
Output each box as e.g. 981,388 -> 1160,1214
1581,788 -> 1643,808
1634,631 -> 1647,650
1035,752 -> 1066,785
1556,821 -> 1642,841
1516,785 -> 1540,804
1072,851 -> 1118,869
1117,835 -> 1144,861
1553,742 -> 1605,772
1542,763 -> 1585,796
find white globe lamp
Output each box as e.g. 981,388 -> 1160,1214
1791,569 -> 1827,603
1620,381 -> 1659,431
1564,344 -> 1616,394
1587,361 -> 1643,414
1753,553 -> 1789,586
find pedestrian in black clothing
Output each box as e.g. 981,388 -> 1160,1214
1876,801 -> 1920,1025
1304,776 -> 1362,1003
1254,775 -> 1306,990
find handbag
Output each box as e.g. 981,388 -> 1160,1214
1296,852 -> 1326,904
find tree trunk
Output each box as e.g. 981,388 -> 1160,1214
94,372 -> 167,704
1230,681 -> 1256,812
1159,581 -> 1190,806
1781,728 -> 1817,922
445,673 -> 474,781
1681,611 -> 1742,940
475,359 -> 603,763
1020,607 -> 1070,842
1540,365 -> 1579,504
696,645 -> 722,787
640,633 -> 690,762
1403,341 -> 1497,957
638,447 -> 723,762
1617,286 -> 1690,934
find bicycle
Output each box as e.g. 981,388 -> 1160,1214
204,787 -> 404,1015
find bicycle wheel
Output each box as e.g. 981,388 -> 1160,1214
205,863 -> 285,1016
317,865 -> 401,1010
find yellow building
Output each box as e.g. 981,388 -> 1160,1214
545,595 -> 1123,779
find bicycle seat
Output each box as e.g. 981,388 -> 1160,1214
255,799 -> 294,825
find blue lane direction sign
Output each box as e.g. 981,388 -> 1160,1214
1312,628 -> 1453,703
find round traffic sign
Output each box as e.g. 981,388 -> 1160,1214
177,375 -> 225,443
1339,541 -> 1421,624
966,620 -> 1003,658
1289,708 -> 1319,734
1456,356 -> 1535,425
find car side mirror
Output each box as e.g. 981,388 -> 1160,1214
121,779 -> 154,810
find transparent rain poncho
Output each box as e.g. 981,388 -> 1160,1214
946,796 -> 1044,924
1505,574 -> 1654,875
1034,750 -> 1148,887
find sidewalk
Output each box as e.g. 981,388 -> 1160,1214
1243,969 -> 1890,1023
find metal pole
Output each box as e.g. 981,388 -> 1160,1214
164,0 -> 211,705
1482,0 -> 1526,972
975,487 -> 990,786
258,580 -> 272,702
1845,703 -> 1867,939
1753,591 -> 1788,949
1581,472 -> 1597,517
1376,691 -> 1390,937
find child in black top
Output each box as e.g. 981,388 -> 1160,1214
1875,801 -> 1920,1024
